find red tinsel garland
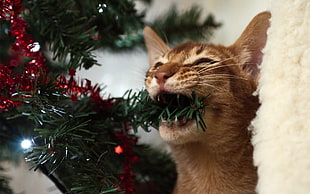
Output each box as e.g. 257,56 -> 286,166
115,126 -> 139,194
56,69 -> 115,113
57,71 -> 138,194
0,0 -> 47,111
0,0 -> 138,193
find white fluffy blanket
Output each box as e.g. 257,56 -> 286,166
252,0 -> 310,194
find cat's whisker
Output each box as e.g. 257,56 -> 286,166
197,63 -> 241,74
183,83 -> 205,94
188,78 -> 231,83
197,83 -> 229,93
186,80 -> 229,93
212,56 -> 241,66
190,88 -> 206,96
195,55 -> 240,71
197,55 -> 240,71
219,55 -> 240,63
130,76 -> 147,84
134,79 -> 146,85
130,69 -> 146,77
197,65 -> 227,74
198,74 -> 248,80
129,69 -> 148,84
199,79 -> 231,83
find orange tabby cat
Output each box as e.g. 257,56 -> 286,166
143,11 -> 271,194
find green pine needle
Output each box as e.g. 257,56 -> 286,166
121,89 -> 208,132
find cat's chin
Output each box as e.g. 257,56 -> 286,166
159,119 -> 199,144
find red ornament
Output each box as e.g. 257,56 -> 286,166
114,145 -> 123,154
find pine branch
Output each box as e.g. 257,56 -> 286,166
20,0 -> 220,70
149,5 -> 221,44
116,89 -> 208,132
23,0 -> 100,70
1,1 -> 220,193
22,0 -> 144,70
38,164 -> 69,193
133,144 -> 176,194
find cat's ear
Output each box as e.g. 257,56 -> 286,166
143,26 -> 170,65
229,11 -> 271,80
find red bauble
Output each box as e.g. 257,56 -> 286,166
114,145 -> 124,154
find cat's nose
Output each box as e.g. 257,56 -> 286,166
155,70 -> 175,83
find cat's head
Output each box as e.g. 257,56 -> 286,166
144,12 -> 271,145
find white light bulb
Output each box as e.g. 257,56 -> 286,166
21,139 -> 32,149
29,42 -> 40,52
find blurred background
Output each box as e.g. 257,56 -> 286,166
2,0 -> 269,193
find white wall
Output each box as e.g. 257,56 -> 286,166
5,1 -> 270,193
2,160 -> 60,194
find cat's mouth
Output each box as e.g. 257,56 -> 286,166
155,92 -> 193,127
155,92 -> 191,106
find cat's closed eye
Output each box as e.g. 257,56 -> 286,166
153,62 -> 163,70
192,58 -> 218,66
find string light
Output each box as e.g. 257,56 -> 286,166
21,139 -> 32,149
114,145 -> 123,154
97,3 -> 107,13
29,42 -> 40,52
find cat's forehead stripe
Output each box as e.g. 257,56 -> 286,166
173,46 -> 222,64
154,42 -> 223,65
156,55 -> 168,64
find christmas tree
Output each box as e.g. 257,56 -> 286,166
0,0 -> 220,193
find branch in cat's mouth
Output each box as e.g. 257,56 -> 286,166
155,91 -> 208,131
120,89 -> 208,132
155,93 -> 192,127
155,93 -> 191,107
